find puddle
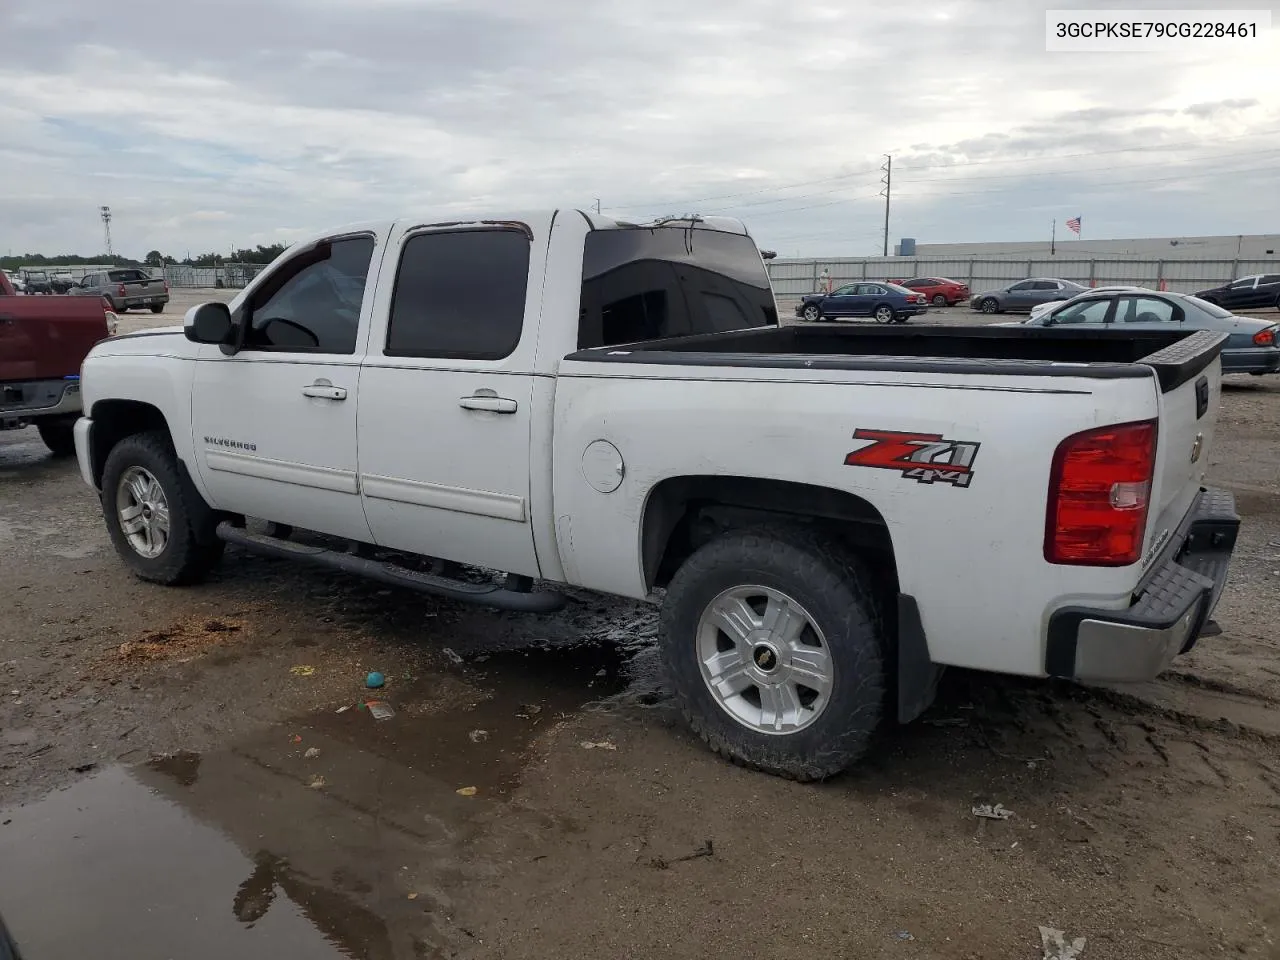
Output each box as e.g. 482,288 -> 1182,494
0,641 -> 636,959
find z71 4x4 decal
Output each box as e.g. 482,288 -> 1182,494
844,429 -> 980,488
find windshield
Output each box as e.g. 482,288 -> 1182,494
1183,295 -> 1233,318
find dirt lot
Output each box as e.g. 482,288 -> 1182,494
2,299 -> 1279,960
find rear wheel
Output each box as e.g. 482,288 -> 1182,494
873,304 -> 895,324
37,418 -> 76,457
150,303 -> 164,314
980,297 -> 999,314
659,526 -> 886,780
801,303 -> 823,322
101,431 -> 224,585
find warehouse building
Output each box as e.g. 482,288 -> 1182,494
895,233 -> 1280,259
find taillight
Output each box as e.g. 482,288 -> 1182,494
163,279 -> 169,292
1045,420 -> 1157,566
117,283 -> 126,297
1254,326 -> 1276,346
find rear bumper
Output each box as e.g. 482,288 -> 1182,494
121,293 -> 169,309
1044,487 -> 1239,682
0,379 -> 82,427
1222,346 -> 1280,375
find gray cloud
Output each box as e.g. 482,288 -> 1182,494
1,0 -> 1278,258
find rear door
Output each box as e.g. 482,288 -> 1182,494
853,284 -> 885,316
1253,274 -> 1280,309
356,220 -> 546,579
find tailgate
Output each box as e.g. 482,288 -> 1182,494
0,301 -> 108,381
1142,330 -> 1226,555
126,278 -> 165,296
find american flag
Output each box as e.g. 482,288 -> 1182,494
1066,216 -> 1082,236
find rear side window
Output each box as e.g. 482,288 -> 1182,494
387,228 -> 530,360
1117,296 -> 1179,323
1260,275 -> 1280,286
578,227 -> 776,349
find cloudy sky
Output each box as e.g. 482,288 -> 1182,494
2,0 -> 1278,259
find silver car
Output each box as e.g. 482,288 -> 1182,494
969,278 -> 1088,315
1012,290 -> 1280,375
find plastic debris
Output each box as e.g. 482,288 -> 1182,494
308,775 -> 326,789
366,700 -> 395,721
407,892 -> 419,901
366,671 -> 385,689
973,803 -> 1014,820
1039,926 -> 1086,959
289,665 -> 316,677
456,786 -> 478,797
580,741 -> 617,751
290,734 -> 303,744
442,647 -> 464,665
335,705 -> 351,714
892,931 -> 915,942
468,729 -> 490,743
304,747 -> 320,759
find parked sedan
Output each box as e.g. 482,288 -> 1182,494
1026,285 -> 1151,323
1195,274 -> 1280,312
1009,290 -> 1280,375
795,281 -> 929,324
969,278 -> 1087,314
888,276 -> 970,306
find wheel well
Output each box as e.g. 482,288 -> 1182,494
88,400 -> 171,487
641,475 -> 898,596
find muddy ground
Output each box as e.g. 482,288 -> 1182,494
2,296 -> 1279,960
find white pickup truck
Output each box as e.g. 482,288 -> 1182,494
73,212 -> 1239,780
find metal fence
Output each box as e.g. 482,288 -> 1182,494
6,262 -> 266,289
768,256 -> 1280,299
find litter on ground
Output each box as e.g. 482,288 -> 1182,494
973,803 -> 1014,820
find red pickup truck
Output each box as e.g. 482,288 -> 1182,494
0,271 -> 113,455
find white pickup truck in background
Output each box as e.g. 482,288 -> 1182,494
72,211 -> 1239,780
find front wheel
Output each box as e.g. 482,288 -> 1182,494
979,297 -> 999,314
659,527 -> 886,781
101,431 -> 224,585
801,303 -> 823,322
932,294 -> 948,307
873,305 -> 895,324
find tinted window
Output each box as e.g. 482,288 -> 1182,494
903,278 -> 927,288
885,283 -> 913,295
1229,277 -> 1257,289
578,227 -> 775,349
1116,296 -> 1178,323
245,235 -> 374,354
831,284 -> 858,296
1260,275 -> 1280,286
1009,281 -> 1035,291
859,284 -> 887,295
108,269 -> 143,282
387,229 -> 530,360
1031,280 -> 1060,291
1051,299 -> 1111,325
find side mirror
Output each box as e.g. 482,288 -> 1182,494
185,301 -> 234,345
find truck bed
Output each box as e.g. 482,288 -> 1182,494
569,324 -> 1226,391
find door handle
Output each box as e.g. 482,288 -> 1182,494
302,381 -> 347,401
458,394 -> 517,414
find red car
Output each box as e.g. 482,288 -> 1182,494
888,277 -> 970,306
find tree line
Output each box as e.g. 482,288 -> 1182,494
1,243 -> 289,272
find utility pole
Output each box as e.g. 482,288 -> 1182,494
594,198 -> 601,214
100,206 -> 113,257
880,155 -> 892,257
1051,218 -> 1056,256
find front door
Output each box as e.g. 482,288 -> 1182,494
189,234 -> 381,544
356,222 -> 544,579
1004,281 -> 1038,311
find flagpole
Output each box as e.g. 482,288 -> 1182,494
1051,219 -> 1056,256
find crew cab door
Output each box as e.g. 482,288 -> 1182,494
189,233 -> 382,543
355,221 -> 545,579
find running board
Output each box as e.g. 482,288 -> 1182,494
216,522 -> 566,613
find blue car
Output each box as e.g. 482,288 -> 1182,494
795,281 -> 929,324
